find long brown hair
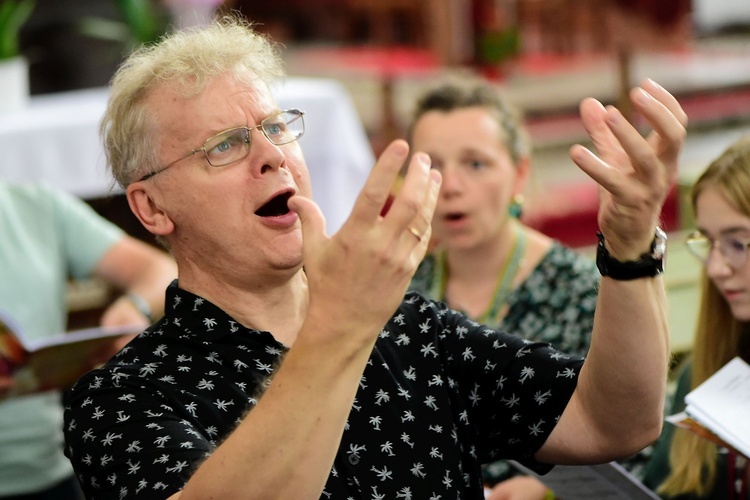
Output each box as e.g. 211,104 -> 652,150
659,136 -> 750,496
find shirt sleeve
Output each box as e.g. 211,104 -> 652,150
42,183 -> 125,280
420,294 -> 585,472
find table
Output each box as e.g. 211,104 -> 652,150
0,77 -> 375,234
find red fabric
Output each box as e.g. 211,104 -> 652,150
292,45 -> 439,79
612,0 -> 691,27
523,183 -> 680,248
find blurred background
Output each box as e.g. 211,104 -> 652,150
4,0 -> 750,352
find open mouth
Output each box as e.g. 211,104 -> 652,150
445,212 -> 465,221
255,191 -> 293,217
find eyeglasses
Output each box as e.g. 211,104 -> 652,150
140,109 -> 305,181
685,230 -> 750,269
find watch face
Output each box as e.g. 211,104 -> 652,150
596,228 -> 666,279
652,227 -> 667,259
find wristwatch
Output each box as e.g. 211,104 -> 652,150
596,227 -> 667,280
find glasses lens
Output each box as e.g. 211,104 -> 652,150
263,110 -> 305,146
204,128 -> 250,167
720,235 -> 750,269
686,233 -> 711,262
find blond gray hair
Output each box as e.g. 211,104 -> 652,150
102,15 -> 285,187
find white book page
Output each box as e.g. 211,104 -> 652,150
1,307 -> 141,353
21,324 -> 144,353
684,356 -> 750,458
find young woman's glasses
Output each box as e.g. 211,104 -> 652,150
685,230 -> 750,269
140,109 -> 305,181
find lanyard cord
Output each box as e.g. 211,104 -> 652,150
434,224 -> 526,325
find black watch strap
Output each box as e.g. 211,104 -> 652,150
596,229 -> 666,280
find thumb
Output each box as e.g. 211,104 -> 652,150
288,194 -> 327,247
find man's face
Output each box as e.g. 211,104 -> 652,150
141,73 -> 313,284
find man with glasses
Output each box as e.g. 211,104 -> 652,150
64,16 -> 687,499
137,109 -> 305,182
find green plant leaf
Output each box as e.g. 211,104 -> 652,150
114,0 -> 162,45
477,26 -> 520,65
78,17 -> 132,44
0,0 -> 35,60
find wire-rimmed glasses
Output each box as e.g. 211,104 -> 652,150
685,230 -> 750,269
140,109 -> 305,181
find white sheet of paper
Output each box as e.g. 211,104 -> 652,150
683,356 -> 750,458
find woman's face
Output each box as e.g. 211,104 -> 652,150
410,106 -> 528,250
695,186 -> 750,320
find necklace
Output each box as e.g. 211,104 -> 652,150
432,224 -> 527,326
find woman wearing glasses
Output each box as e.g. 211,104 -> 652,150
642,135 -> 750,499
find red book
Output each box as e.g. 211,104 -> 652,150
0,310 -> 141,399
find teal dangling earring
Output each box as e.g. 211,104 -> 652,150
509,194 -> 524,219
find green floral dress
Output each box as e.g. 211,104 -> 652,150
410,242 -> 599,355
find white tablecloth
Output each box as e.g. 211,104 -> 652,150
0,77 -> 374,234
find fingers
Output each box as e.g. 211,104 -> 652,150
570,100 -> 632,194
578,97 -> 625,159
386,151 -> 433,232
288,194 -> 326,248
572,80 -> 687,258
569,143 -> 613,189
407,168 -> 442,253
349,140 -> 410,226
640,79 -> 688,128
572,80 -> 686,192
578,80 -> 686,162
345,137 -> 437,248
630,83 -> 687,174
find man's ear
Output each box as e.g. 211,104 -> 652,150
126,183 -> 175,237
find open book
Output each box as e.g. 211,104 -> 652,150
666,356 -> 750,459
0,309 -> 142,398
509,460 -> 659,499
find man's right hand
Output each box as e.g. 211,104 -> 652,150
289,139 -> 441,347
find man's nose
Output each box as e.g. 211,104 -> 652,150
250,128 -> 286,176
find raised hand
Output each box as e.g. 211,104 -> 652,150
569,79 -> 687,259
289,139 -> 442,341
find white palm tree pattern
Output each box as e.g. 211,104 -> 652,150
411,244 -> 600,486
63,284 -> 583,499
